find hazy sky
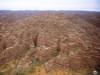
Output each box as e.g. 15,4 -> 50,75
0,0 -> 100,11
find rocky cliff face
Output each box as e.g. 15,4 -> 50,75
0,13 -> 100,74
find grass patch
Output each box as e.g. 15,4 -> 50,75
30,52 -> 45,66
61,53 -> 69,58
85,70 -> 93,75
40,50 -> 42,52
64,39 -> 68,45
57,43 -> 60,46
54,69 -> 58,74
25,73 -> 28,75
83,40 -> 88,45
38,67 -> 41,72
16,24 -> 18,25
46,45 -> 50,48
0,72 -> 3,75
4,34 -> 7,37
18,55 -> 25,61
55,37 -> 58,39
63,36 -> 68,39
38,73 -> 40,75
83,40 -> 86,42
53,53 -> 59,57
50,71 -> 53,75
15,55 -> 25,68
57,41 -> 60,46
29,65 -> 36,73
13,60 -> 16,64
1,63 -> 9,69
66,36 -> 69,39
14,68 -> 25,75
73,47 -> 83,53
0,60 -> 26,75
44,32 -> 47,33
45,69 -> 48,74
15,60 -> 19,68
63,71 -> 66,75
65,42 -> 68,45
72,36 -> 75,38
69,67 -> 76,75
76,48 -> 82,51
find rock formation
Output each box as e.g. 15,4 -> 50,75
0,13 -> 100,73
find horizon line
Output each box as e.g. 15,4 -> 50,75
0,9 -> 100,12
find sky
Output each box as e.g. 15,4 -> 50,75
0,0 -> 100,11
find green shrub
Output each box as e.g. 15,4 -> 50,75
27,48 -> 30,50
29,65 -> 36,73
34,42 -> 37,47
53,49 -> 60,57
53,53 -> 59,57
